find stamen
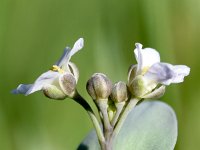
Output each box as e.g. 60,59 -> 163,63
50,65 -> 65,74
142,66 -> 150,75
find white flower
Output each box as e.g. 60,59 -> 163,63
12,38 -> 84,99
128,43 -> 190,98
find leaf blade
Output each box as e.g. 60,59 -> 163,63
78,100 -> 178,150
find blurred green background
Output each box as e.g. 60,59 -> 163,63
0,0 -> 199,149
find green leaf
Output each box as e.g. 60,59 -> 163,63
77,100 -> 177,150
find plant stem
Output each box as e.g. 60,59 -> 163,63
111,98 -> 140,143
111,102 -> 125,127
95,99 -> 113,141
73,92 -> 106,149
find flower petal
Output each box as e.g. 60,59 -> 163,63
134,43 -> 143,75
57,38 -> 84,67
25,71 -> 60,95
12,84 -> 32,94
170,65 -> 190,83
134,43 -> 160,75
70,38 -> 84,57
144,63 -> 190,85
56,47 -> 71,66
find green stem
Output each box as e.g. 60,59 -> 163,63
111,98 -> 140,141
73,92 -> 106,149
96,99 -> 113,141
111,102 -> 125,127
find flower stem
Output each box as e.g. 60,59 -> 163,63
111,98 -> 140,142
73,92 -> 106,149
95,99 -> 113,141
111,102 -> 125,127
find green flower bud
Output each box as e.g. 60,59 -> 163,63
110,81 -> 129,103
86,73 -> 112,100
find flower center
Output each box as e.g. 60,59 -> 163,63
141,66 -> 150,75
51,65 -> 65,74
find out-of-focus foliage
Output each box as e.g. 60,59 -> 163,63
0,0 -> 199,149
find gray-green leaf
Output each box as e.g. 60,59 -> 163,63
77,100 -> 177,150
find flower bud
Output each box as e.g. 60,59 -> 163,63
110,81 -> 129,103
86,73 -> 112,100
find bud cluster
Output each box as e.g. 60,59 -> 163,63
86,73 -> 129,102
86,73 -> 130,128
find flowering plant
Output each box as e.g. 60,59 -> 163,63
12,38 -> 190,150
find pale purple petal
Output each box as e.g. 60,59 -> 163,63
58,38 -> 84,67
70,38 -> 84,57
56,47 -> 71,66
170,65 -> 190,83
144,63 -> 190,85
12,84 -> 32,94
25,71 -> 60,95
